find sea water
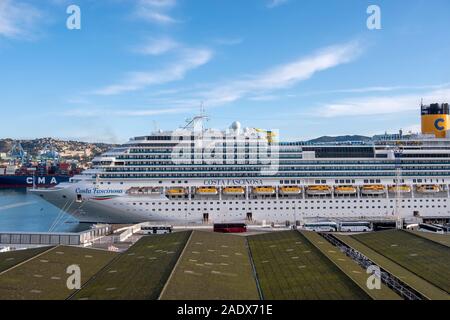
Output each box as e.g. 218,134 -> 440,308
0,189 -> 91,232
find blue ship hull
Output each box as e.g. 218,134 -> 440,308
0,175 -> 71,188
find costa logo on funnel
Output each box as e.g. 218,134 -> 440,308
434,118 -> 445,131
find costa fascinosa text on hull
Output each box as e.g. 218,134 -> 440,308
31,103 -> 450,224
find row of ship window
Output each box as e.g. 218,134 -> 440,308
103,166 -> 450,172
122,151 -> 450,158
132,137 -> 323,144
114,155 -> 450,165
128,148 -> 284,153
99,172 -> 450,178
107,162 -> 450,168
128,198 -> 447,206
93,178 -> 446,185
302,179 -> 450,185
122,205 -> 447,211
126,151 -> 450,159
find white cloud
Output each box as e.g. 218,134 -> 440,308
295,82 -> 450,97
139,0 -> 176,8
89,40 -> 361,117
267,0 -> 289,9
99,40 -> 362,110
200,40 -> 363,106
213,37 -> 244,46
47,0 -> 72,6
133,36 -> 179,55
115,107 -> 189,116
135,0 -> 179,25
138,11 -> 178,24
0,0 -> 41,39
65,106 -> 190,117
94,47 -> 213,95
248,95 -> 279,101
319,86 -> 450,118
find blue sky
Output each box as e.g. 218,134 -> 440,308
1,0 -> 450,143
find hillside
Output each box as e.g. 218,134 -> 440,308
0,138 -> 114,160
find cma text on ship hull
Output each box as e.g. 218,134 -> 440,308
0,175 -> 71,188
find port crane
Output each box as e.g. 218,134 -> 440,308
7,141 -> 27,164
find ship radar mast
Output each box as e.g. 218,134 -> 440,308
183,102 -> 209,133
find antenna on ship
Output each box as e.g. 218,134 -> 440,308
183,101 -> 209,132
200,101 -> 206,117
152,120 -> 159,133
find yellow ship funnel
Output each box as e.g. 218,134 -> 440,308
421,103 -> 449,138
254,128 -> 277,143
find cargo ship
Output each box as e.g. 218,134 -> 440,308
0,163 -> 76,188
0,143 -> 79,188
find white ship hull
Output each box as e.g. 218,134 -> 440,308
31,180 -> 450,224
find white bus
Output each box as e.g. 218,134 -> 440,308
303,222 -> 338,232
339,221 -> 372,232
418,223 -> 446,234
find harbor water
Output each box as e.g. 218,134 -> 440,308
0,189 -> 91,233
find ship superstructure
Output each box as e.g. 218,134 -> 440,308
31,103 -> 450,225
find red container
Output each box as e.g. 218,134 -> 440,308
59,163 -> 71,170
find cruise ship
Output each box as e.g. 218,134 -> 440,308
30,103 -> 450,225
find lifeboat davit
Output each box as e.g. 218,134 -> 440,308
334,186 -> 357,195
306,185 -> 332,196
223,187 -> 245,195
253,186 -> 276,195
196,187 -> 219,195
280,186 -> 302,195
416,185 -> 440,194
388,185 -> 412,193
128,187 -> 161,195
166,188 -> 187,196
361,185 -> 385,195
